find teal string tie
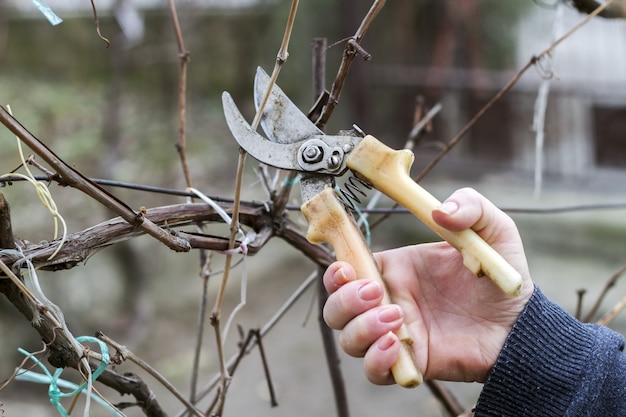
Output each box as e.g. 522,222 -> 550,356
16,336 -> 122,417
283,174 -> 300,187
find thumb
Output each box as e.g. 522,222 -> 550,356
431,187 -> 532,293
431,187 -> 517,244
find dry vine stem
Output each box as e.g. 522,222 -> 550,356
0,107 -> 190,252
316,0 -> 386,130
168,0 -> 193,188
96,332 -> 204,417
175,271 -> 320,417
583,264 -> 626,322
164,0 -> 213,404
89,0 -> 110,47
0,259 -> 97,417
597,295 -> 626,326
208,1 -> 300,415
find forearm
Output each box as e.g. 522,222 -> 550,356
475,286 -> 626,416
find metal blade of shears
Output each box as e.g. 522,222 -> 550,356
253,67 -> 347,200
223,91 -> 358,176
222,91 -> 302,171
254,67 -> 323,144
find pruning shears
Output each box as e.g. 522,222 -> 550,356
222,68 -> 522,388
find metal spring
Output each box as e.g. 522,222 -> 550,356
338,175 -> 372,212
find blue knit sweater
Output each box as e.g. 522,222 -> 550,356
474,287 -> 626,416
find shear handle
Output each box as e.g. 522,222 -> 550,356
346,135 -> 522,297
302,188 -> 423,388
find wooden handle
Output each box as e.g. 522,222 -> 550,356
302,188 -> 423,388
346,135 -> 522,297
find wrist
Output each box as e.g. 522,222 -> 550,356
476,286 -> 595,415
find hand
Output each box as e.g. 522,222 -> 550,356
322,188 -> 534,384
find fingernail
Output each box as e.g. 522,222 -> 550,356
334,267 -> 349,285
377,332 -> 397,351
357,281 -> 382,301
438,200 -> 459,215
377,305 -> 402,323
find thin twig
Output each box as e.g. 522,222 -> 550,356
253,329 -> 278,407
425,380 -> 465,417
0,342 -> 48,392
597,295 -> 626,326
167,0 -> 193,188
312,38 -> 327,102
316,0 -> 386,130
177,271 -> 318,417
407,102 -> 442,149
583,264 -> 626,322
89,0 -> 110,47
188,253 -> 212,408
97,332 -> 205,417
203,329 -> 256,415
575,288 -> 587,320
368,101 -> 442,230
165,2 -> 212,406
317,267 -> 350,417
209,3 -> 300,414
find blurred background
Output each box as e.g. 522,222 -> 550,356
0,1 -> 625,416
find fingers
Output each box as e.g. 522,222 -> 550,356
323,261 -> 356,294
323,261 -> 404,361
339,304 -> 404,356
362,332 -> 401,385
323,261 -> 376,329
323,264 -> 389,328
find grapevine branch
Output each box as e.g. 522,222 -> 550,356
0,107 -> 190,252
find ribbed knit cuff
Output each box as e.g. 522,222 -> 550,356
474,286 -> 596,416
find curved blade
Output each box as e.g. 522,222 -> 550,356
222,91 -> 301,170
254,67 -> 323,144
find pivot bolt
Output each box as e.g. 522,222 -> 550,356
302,145 -> 324,163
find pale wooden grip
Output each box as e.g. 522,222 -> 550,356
347,136 -> 522,297
302,188 -> 423,388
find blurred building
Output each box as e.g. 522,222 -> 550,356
366,3 -> 626,187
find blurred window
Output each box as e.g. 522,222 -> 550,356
465,94 -> 514,168
593,105 -> 626,169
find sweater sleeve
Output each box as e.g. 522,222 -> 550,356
474,286 -> 626,417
